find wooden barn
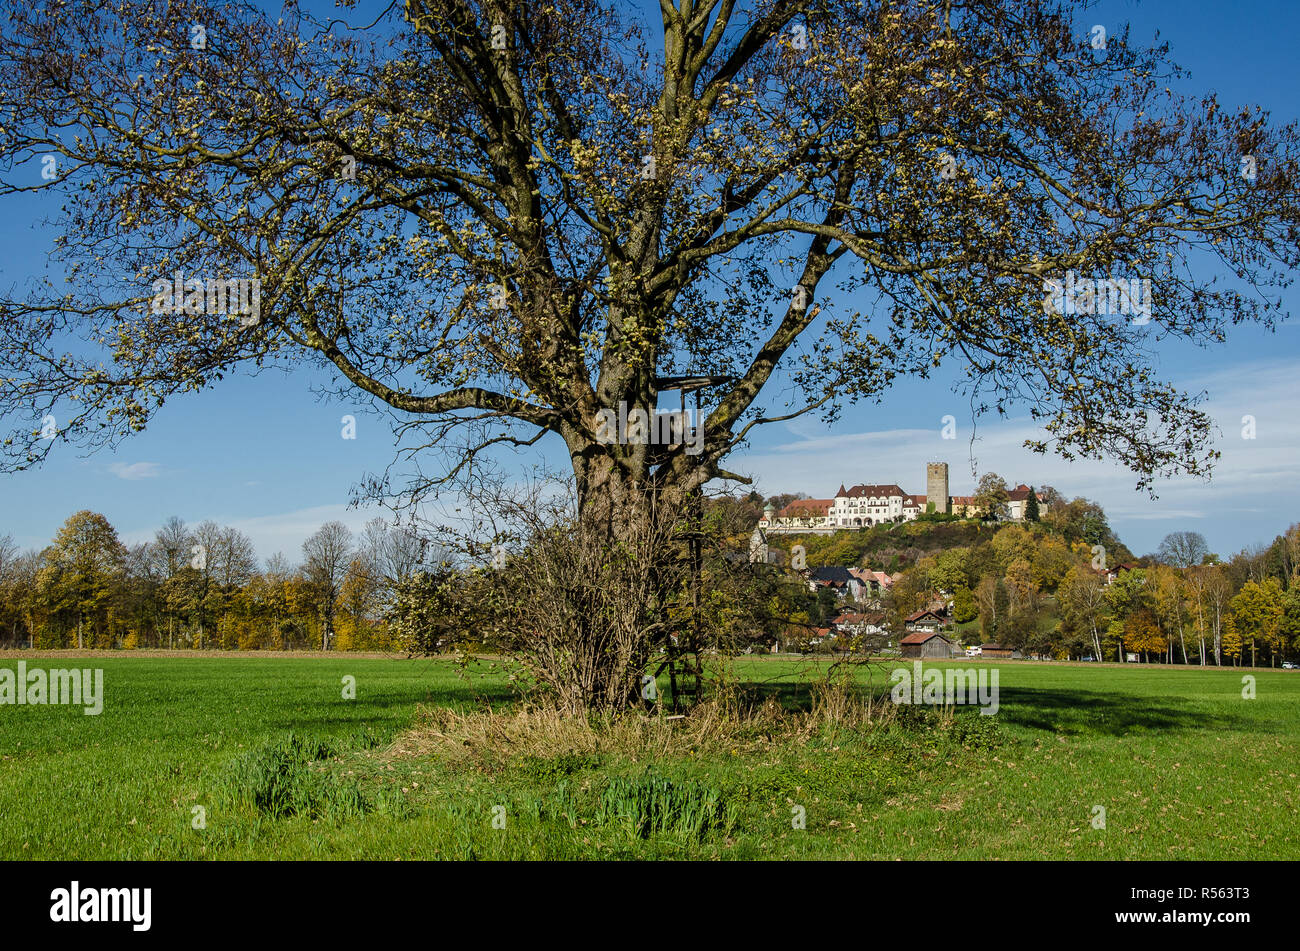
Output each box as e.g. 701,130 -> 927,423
900,630 -> 956,659
980,643 -> 1022,659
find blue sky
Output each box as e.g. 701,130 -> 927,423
1,0 -> 1298,563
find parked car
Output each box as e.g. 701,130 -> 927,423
1283,662 -> 1297,670
1080,655 -> 1096,662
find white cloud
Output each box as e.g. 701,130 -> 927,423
108,461 -> 161,480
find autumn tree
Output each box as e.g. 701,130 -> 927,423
1044,497 -> 1127,558
37,511 -> 126,648
1059,564 -> 1107,661
1102,618 -> 1127,664
1004,557 -> 1038,614
1149,563 -> 1189,663
119,542 -> 163,648
4,0 -> 1300,706
1156,531 -> 1210,570
1103,568 -> 1150,662
0,535 -> 33,647
1230,577 -> 1285,667
1203,565 -> 1233,666
153,516 -> 191,649
1029,535 -> 1073,592
990,523 -> 1035,572
1280,585 -> 1300,657
884,565 -> 933,636
336,557 -> 385,650
974,473 -> 1011,521
1220,614 -> 1244,665
1124,608 -> 1164,663
927,547 -> 973,593
1184,564 -> 1212,665
976,575 -> 1011,643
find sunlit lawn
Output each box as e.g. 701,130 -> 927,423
1,653 -> 1295,859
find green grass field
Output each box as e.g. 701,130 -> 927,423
1,653 -> 1296,859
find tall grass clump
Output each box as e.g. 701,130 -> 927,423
544,769 -> 732,841
216,731 -> 380,822
597,771 -> 732,840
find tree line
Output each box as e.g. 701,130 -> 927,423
0,512 -> 428,651
3,492 -> 1297,673
885,518 -> 1300,666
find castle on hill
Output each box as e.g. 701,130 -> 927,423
757,462 -> 1040,535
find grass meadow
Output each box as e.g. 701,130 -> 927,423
1,653 -> 1296,860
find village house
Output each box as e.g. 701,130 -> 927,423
1101,562 -> 1140,585
1006,484 -> 1039,520
807,565 -> 865,602
848,567 -> 894,604
831,609 -> 887,640
903,608 -> 946,634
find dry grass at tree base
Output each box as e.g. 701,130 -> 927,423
394,676 -> 907,770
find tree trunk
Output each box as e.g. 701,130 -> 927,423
1206,605 -> 1216,665
554,442 -> 691,711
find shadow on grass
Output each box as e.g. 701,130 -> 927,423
729,680 -> 1259,739
264,682 -> 518,734
990,686 -> 1253,737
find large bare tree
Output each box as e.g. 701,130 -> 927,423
2,0 -> 1298,702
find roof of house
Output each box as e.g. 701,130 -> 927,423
1007,484 -> 1039,502
833,611 -> 886,626
900,630 -> 952,645
776,498 -> 833,518
980,642 -> 1012,650
840,484 -> 909,499
904,608 -> 945,623
810,565 -> 858,584
847,568 -> 894,587
951,495 -> 977,504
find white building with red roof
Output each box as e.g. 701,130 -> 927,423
757,464 -> 1042,533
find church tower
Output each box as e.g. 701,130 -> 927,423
926,462 -> 950,514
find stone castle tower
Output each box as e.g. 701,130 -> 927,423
926,462 -> 950,514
